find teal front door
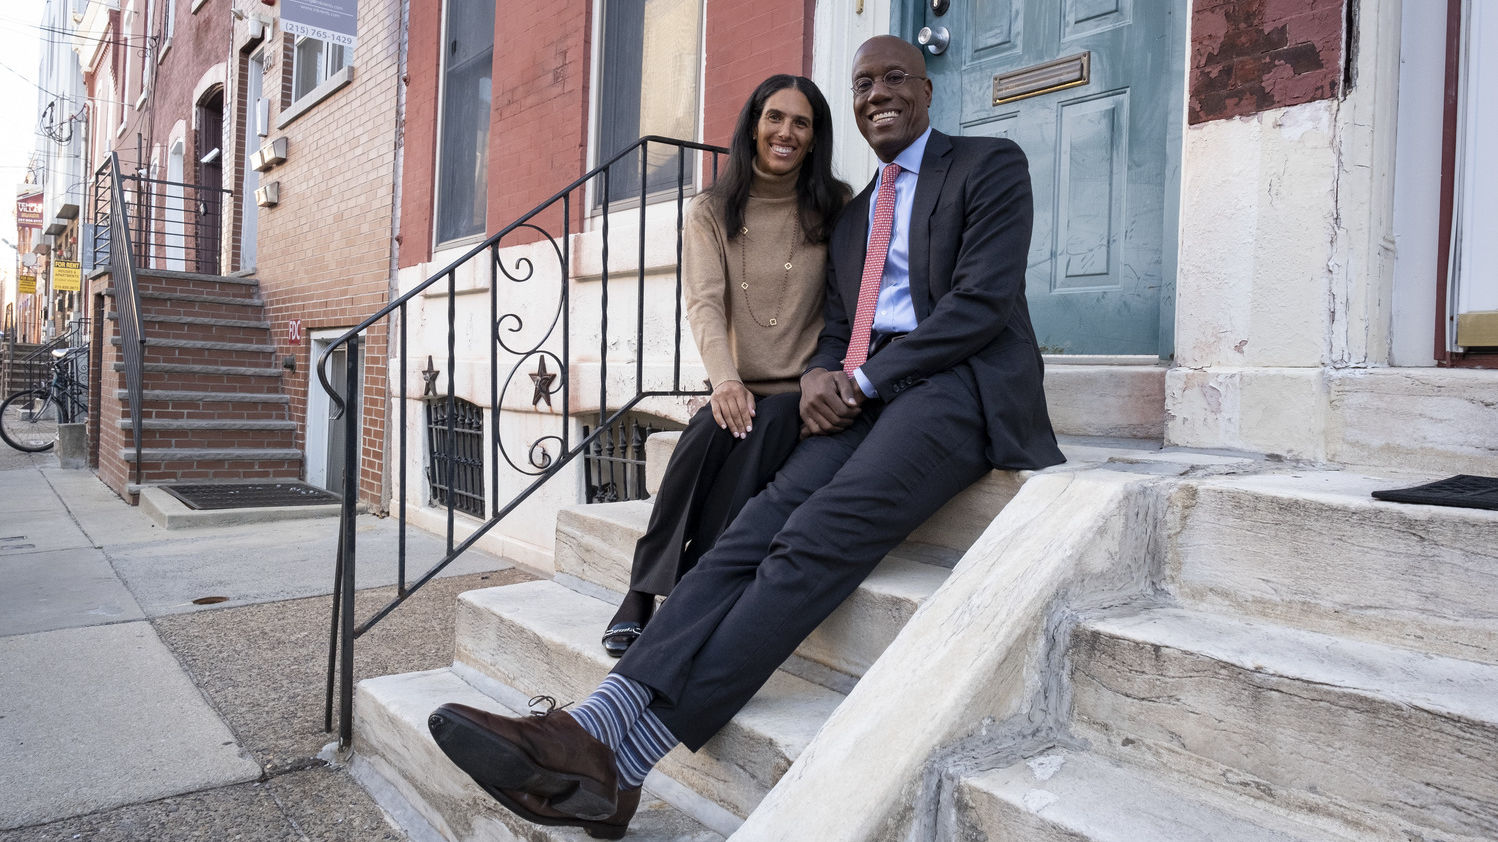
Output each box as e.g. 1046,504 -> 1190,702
913,0 -> 1180,356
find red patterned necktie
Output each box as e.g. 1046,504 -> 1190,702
843,162 -> 901,375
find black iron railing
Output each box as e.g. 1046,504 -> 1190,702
92,157 -> 232,275
319,136 -> 726,746
101,153 -> 147,487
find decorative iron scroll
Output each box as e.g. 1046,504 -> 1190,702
490,222 -> 569,477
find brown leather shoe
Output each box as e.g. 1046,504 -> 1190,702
428,699 -> 619,820
493,785 -> 641,840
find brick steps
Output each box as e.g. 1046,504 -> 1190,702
118,417 -> 298,449
100,271 -> 302,497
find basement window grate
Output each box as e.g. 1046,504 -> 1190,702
426,397 -> 485,518
582,412 -> 680,504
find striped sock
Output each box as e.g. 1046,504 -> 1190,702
613,707 -> 678,789
564,673 -> 652,752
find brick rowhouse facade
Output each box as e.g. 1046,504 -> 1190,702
399,0 -> 814,269
226,0 -> 403,507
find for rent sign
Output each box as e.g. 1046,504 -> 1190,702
281,0 -> 359,48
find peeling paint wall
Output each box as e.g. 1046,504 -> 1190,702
1189,0 -> 1347,124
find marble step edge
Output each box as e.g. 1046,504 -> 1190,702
352,668 -> 728,842
451,579 -> 846,820
552,504 -> 950,682
1070,606 -> 1498,842
1165,471 -> 1498,665
958,747 -> 1349,842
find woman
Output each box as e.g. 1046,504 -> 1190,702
602,75 -> 850,657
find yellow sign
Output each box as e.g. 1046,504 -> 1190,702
18,274 -> 36,294
54,260 -> 81,292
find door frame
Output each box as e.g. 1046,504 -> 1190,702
1435,0 -> 1498,367
306,328 -> 358,490
821,0 -> 1186,359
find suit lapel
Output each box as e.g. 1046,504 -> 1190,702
841,180 -> 876,307
909,130 -> 953,321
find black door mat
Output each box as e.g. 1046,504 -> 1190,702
161,482 -> 342,510
1371,475 -> 1498,511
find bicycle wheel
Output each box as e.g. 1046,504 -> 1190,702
0,389 -> 60,452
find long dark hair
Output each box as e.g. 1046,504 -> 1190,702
712,75 -> 850,244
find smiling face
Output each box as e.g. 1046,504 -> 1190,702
753,87 -> 816,177
851,36 -> 932,163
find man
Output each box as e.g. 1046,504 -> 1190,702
426,35 -> 1064,838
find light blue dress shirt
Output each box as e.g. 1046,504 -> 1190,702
853,126 -> 932,398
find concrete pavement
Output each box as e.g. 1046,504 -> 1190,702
0,447 -> 527,839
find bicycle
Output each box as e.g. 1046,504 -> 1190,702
1,346 -> 90,452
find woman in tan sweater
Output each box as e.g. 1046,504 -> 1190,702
603,75 -> 851,656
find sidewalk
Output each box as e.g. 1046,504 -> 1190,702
0,447 -> 527,840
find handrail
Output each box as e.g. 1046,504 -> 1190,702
106,152 -> 147,488
320,136 -> 727,746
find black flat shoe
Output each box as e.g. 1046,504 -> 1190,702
601,622 -> 643,658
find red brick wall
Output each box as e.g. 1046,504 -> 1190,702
398,2 -> 441,267
224,0 -> 403,505
702,0 -> 814,148
400,0 -> 817,267
1189,0 -> 1347,124
150,0 -> 232,171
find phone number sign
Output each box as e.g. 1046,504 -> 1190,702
281,0 -> 358,49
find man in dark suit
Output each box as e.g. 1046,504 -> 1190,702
427,35 -> 1064,838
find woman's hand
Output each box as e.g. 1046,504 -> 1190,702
711,380 -> 756,438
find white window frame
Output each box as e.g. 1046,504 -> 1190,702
587,0 -> 706,211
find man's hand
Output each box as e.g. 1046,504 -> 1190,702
710,380 -> 756,438
799,368 -> 864,436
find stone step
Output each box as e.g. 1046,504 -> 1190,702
958,749 -> 1341,842
116,361 -> 287,393
120,418 -> 298,450
453,580 -> 844,820
114,336 -> 278,367
1071,607 -> 1498,841
132,270 -> 262,300
1166,472 -> 1498,663
353,668 -> 727,842
553,500 -> 955,681
128,313 -> 274,346
115,389 -> 291,422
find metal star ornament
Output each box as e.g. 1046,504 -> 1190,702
420,355 -> 440,397
529,357 -> 558,408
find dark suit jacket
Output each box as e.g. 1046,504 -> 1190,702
806,129 -> 1065,471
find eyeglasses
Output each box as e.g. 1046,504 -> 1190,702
851,70 -> 926,97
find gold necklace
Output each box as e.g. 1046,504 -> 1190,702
737,208 -> 800,328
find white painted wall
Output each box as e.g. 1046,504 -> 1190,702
812,0 -> 891,189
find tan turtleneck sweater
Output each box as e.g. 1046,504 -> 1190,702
683,163 -> 827,396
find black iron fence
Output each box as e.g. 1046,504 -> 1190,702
99,153 -> 147,486
583,412 -> 679,504
318,136 -> 725,745
92,157 -> 232,275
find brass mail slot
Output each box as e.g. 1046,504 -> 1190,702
993,52 -> 1091,106
1456,311 -> 1498,347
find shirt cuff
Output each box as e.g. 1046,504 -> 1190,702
852,368 -> 877,398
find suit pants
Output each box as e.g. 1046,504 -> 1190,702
614,367 -> 993,750
628,391 -> 802,596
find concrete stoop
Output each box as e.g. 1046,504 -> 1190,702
945,472 -> 1498,842
354,670 -> 725,842
351,434 -> 1498,841
351,439 -> 1050,840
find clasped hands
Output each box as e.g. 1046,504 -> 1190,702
798,367 -> 865,437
